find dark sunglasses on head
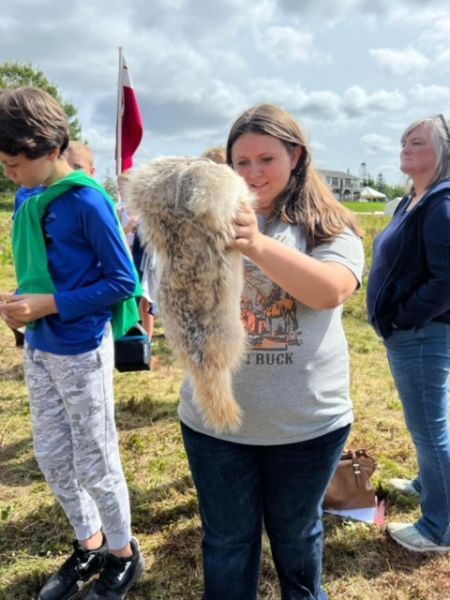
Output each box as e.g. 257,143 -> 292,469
430,113 -> 450,145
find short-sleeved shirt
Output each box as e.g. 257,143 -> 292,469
178,220 -> 364,445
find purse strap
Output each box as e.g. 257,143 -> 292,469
350,452 -> 363,488
341,449 -> 375,488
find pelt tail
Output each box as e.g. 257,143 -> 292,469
191,367 -> 243,433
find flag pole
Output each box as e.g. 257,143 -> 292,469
116,46 -> 123,178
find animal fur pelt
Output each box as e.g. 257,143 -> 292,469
127,157 -> 254,433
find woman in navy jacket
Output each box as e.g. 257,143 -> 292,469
367,114 -> 450,553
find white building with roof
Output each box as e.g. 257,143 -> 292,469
318,169 -> 361,201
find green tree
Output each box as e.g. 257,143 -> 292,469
359,162 -> 375,187
0,61 -> 82,193
375,172 -> 388,195
102,173 -> 118,200
385,184 -> 406,199
373,172 -> 406,199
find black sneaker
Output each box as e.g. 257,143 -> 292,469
85,537 -> 144,599
38,539 -> 107,600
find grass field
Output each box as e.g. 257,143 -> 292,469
0,207 -> 449,599
342,201 -> 388,213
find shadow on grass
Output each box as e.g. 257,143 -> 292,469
0,569 -> 47,600
137,521 -> 204,599
129,475 -> 198,534
0,435 -> 31,460
0,362 -> 24,382
324,515 -> 435,583
0,498 -> 70,555
0,436 -> 42,487
116,396 -> 179,431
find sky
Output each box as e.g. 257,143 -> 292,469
2,0 -> 450,186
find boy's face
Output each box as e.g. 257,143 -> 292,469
66,148 -> 95,176
0,151 -> 57,188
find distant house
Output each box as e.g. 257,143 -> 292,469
318,169 -> 361,201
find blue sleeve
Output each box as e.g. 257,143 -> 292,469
14,186 -> 46,218
395,198 -> 450,327
54,192 -> 137,321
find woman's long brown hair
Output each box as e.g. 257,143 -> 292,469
226,104 -> 363,248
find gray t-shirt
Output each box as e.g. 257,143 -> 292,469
178,221 -> 364,445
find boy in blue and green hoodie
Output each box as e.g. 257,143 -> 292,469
0,87 -> 144,600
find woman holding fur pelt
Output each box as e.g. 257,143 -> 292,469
180,104 -> 364,600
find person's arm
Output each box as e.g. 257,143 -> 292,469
0,294 -> 57,325
232,203 -> 361,310
53,193 -> 137,321
394,198 -> 450,328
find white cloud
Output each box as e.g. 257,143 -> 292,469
436,49 -> 450,66
392,5 -> 450,28
244,81 -> 407,125
360,133 -> 398,155
279,0 -> 448,22
255,26 -> 331,65
279,0 -> 448,20
129,0 -> 274,43
410,84 -> 450,105
342,86 -> 406,118
370,47 -> 431,77
310,139 -> 325,152
244,80 -> 341,121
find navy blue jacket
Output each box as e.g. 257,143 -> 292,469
367,180 -> 450,339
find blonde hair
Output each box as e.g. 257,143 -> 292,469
65,141 -> 94,172
226,104 -> 362,247
201,146 -> 227,164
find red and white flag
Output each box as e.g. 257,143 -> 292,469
116,50 -> 143,174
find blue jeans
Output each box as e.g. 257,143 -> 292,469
385,322 -> 450,545
181,422 -> 350,600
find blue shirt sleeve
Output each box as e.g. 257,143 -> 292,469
50,188 -> 137,322
14,186 -> 46,217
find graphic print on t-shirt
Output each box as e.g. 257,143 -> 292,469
242,264 -> 302,351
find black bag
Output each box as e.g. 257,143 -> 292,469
114,323 -> 151,372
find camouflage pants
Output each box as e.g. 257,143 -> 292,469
24,328 -> 132,550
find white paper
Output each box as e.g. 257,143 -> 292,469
324,506 -> 377,523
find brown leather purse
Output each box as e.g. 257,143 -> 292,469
323,449 -> 377,510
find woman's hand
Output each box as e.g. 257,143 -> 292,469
0,294 -> 58,323
231,203 -> 265,258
